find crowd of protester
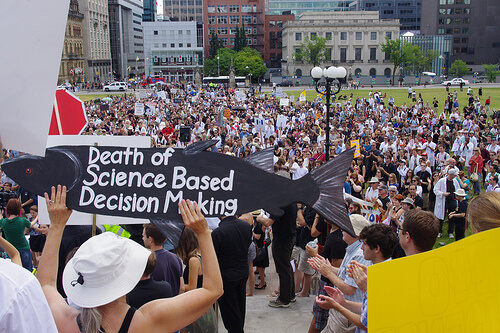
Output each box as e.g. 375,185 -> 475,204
1,82 -> 500,332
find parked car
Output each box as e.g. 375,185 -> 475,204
103,82 -> 127,91
277,81 -> 294,87
441,78 -> 469,86
57,83 -> 73,91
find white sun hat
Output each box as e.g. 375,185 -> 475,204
63,232 -> 151,308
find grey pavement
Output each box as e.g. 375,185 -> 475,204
217,248 -> 317,332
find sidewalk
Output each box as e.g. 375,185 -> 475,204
217,247 -> 316,332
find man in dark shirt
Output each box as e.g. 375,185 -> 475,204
449,189 -> 468,240
377,185 -> 392,218
127,252 -> 173,308
212,215 -> 252,333
408,184 -> 424,210
257,204 -> 298,308
142,224 -> 184,295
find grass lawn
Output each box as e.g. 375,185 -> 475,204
284,86 -> 500,112
76,93 -> 126,102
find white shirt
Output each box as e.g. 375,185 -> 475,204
290,163 -> 309,180
0,259 -> 58,333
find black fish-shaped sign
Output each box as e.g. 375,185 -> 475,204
2,140 -> 355,244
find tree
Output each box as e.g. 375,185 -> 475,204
204,47 -> 237,76
209,31 -> 224,59
406,46 -> 438,77
450,59 -> 470,77
483,64 -> 500,83
234,47 -> 267,79
381,38 -> 412,85
233,24 -> 247,52
296,36 -> 328,67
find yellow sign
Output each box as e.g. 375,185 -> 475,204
369,228 -> 500,332
224,108 -> 231,119
350,139 -> 360,158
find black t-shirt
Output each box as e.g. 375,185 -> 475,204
253,222 -> 265,248
446,179 -> 456,201
320,229 -> 347,284
416,170 -> 431,194
212,216 -> 252,281
296,207 -> 316,249
127,278 -> 173,309
455,199 -> 468,225
270,204 -> 297,244
379,196 -> 391,211
413,195 -> 424,209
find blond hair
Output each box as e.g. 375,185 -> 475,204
468,192 -> 500,233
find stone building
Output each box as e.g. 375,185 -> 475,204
58,0 -> 85,85
282,11 -> 400,81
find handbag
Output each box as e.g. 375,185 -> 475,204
470,162 -> 479,182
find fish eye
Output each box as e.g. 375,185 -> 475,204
25,168 -> 33,175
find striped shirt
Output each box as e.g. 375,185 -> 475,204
337,240 -> 372,303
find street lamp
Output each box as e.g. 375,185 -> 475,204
217,49 -> 220,77
311,66 -> 347,161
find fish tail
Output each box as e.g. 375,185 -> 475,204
308,148 -> 355,235
149,218 -> 185,248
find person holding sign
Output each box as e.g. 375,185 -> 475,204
37,185 -> 223,333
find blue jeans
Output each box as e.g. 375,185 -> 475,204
19,249 -> 33,271
472,173 -> 481,195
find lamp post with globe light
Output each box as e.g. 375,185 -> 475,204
310,66 -> 347,161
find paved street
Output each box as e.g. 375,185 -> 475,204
217,247 -> 315,332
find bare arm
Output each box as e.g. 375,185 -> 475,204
0,236 -> 22,266
310,214 -> 321,238
308,256 -> 356,296
256,214 -> 275,227
36,185 -> 80,333
139,200 -> 223,332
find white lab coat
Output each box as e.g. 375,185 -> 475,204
433,176 -> 461,220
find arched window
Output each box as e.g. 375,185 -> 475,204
369,68 -> 376,76
354,68 -> 362,76
384,68 -> 391,76
295,69 -> 302,77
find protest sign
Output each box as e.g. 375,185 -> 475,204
279,98 -> 290,106
276,87 -> 283,98
3,142 -> 356,237
38,135 -> 150,226
289,95 -> 295,103
0,0 -> 69,156
157,91 -> 167,100
350,139 -> 361,158
145,102 -> 156,116
139,90 -> 147,99
344,194 -> 382,224
134,103 -> 144,116
370,227 -> 500,332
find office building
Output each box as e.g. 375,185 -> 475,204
108,0 -> 144,80
266,0 -> 353,17
163,0 -> 203,22
349,0 -> 421,32
143,0 -> 156,21
264,13 -> 294,68
421,0 -> 500,69
143,21 -> 204,82
203,0 -> 266,56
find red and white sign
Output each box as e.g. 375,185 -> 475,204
49,89 -> 88,135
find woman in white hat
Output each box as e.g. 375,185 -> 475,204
37,185 -> 223,333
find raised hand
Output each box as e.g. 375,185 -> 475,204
44,185 -> 72,228
179,199 -> 209,235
